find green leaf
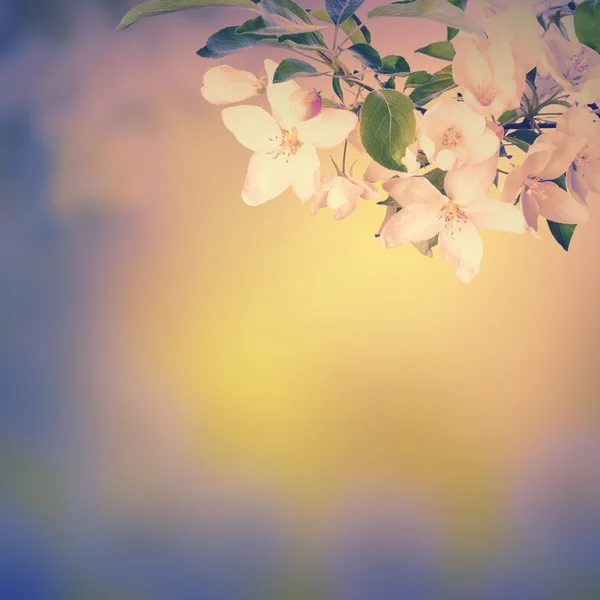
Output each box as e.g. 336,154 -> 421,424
415,40 -> 455,60
423,168 -> 446,192
408,65 -> 455,105
547,220 -> 577,251
378,55 -> 410,75
197,26 -> 266,58
413,234 -> 439,257
237,14 -> 326,35
377,196 -> 401,206
552,173 -> 568,192
117,0 -> 259,29
383,76 -> 396,89
498,109 -> 518,124
575,0 -> 600,53
360,89 -> 417,171
309,10 -> 371,43
326,0 -> 367,25
273,58 -> 319,83
332,76 -> 345,101
368,0 -> 483,35
404,70 -> 435,86
262,0 -> 327,47
348,43 -> 382,69
446,0 -> 465,40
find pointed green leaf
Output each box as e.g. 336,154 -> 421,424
368,0 -> 483,35
332,76 -> 345,101
117,0 -> 259,30
423,168 -> 446,192
446,0 -> 465,40
384,76 -> 396,89
360,89 -> 417,171
547,220 -> 577,251
378,55 -> 410,75
408,66 -> 455,106
239,14 -> 327,36
415,40 -> 455,60
326,0 -> 367,25
404,71 -> 435,86
378,196 -> 401,206
348,43 -> 382,69
197,26 -> 266,58
273,58 -> 319,83
575,0 -> 600,53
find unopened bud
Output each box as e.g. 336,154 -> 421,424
290,89 -> 322,122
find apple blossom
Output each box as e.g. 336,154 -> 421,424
201,65 -> 264,105
418,100 -> 500,171
311,173 -> 379,220
381,155 -> 526,282
289,89 -> 323,122
556,106 -> 600,204
540,25 -> 600,105
501,132 -> 590,231
221,60 -> 357,206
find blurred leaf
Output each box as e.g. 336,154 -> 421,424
498,109 -> 518,124
348,43 -> 382,69
506,129 -> 540,147
415,40 -> 455,60
408,65 -> 455,106
423,168 -> 446,191
238,14 -> 326,35
446,0 -> 465,40
547,220 -> 577,251
273,58 -> 319,82
378,196 -> 401,206
332,76 -> 345,101
404,70 -> 435,86
360,89 -> 416,171
368,0 -> 483,35
384,76 -> 396,88
117,0 -> 259,29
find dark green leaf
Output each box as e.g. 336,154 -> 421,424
445,0 -> 464,40
117,0 -> 259,29
238,14 -> 326,35
326,0 -> 367,25
197,26 -> 266,58
547,220 -> 577,251
332,76 -> 345,101
348,43 -> 382,69
262,0 -> 327,47
415,40 -> 455,60
273,58 -> 319,83
368,0 -> 483,35
506,129 -> 540,146
378,55 -> 410,75
575,0 -> 600,52
360,89 -> 417,171
552,173 -> 568,192
423,168 -> 446,192
384,76 -> 396,89
378,196 -> 401,206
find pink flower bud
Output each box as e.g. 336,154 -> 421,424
289,89 -> 322,122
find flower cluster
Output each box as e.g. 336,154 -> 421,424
119,0 -> 600,282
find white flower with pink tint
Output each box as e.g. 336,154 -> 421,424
311,174 -> 380,220
221,60 -> 357,206
381,155 -> 525,282
201,65 -> 264,105
501,131 -> 590,231
289,89 -> 323,122
540,25 -> 600,105
418,100 -> 500,171
556,106 -> 600,205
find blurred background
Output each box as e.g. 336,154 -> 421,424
1,0 -> 600,598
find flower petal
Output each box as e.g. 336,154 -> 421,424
557,106 -> 598,138
380,203 -> 443,249
289,144 -> 320,202
383,177 -> 446,208
264,59 -> 302,130
465,199 -> 526,233
521,191 -> 541,232
536,182 -> 590,225
500,166 -> 525,204
444,152 -> 499,204
534,131 -> 585,180
439,220 -> 483,283
567,167 -> 590,205
463,127 -> 500,165
296,109 -> 358,150
201,65 -> 260,105
222,106 -> 279,152
241,152 -> 291,206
